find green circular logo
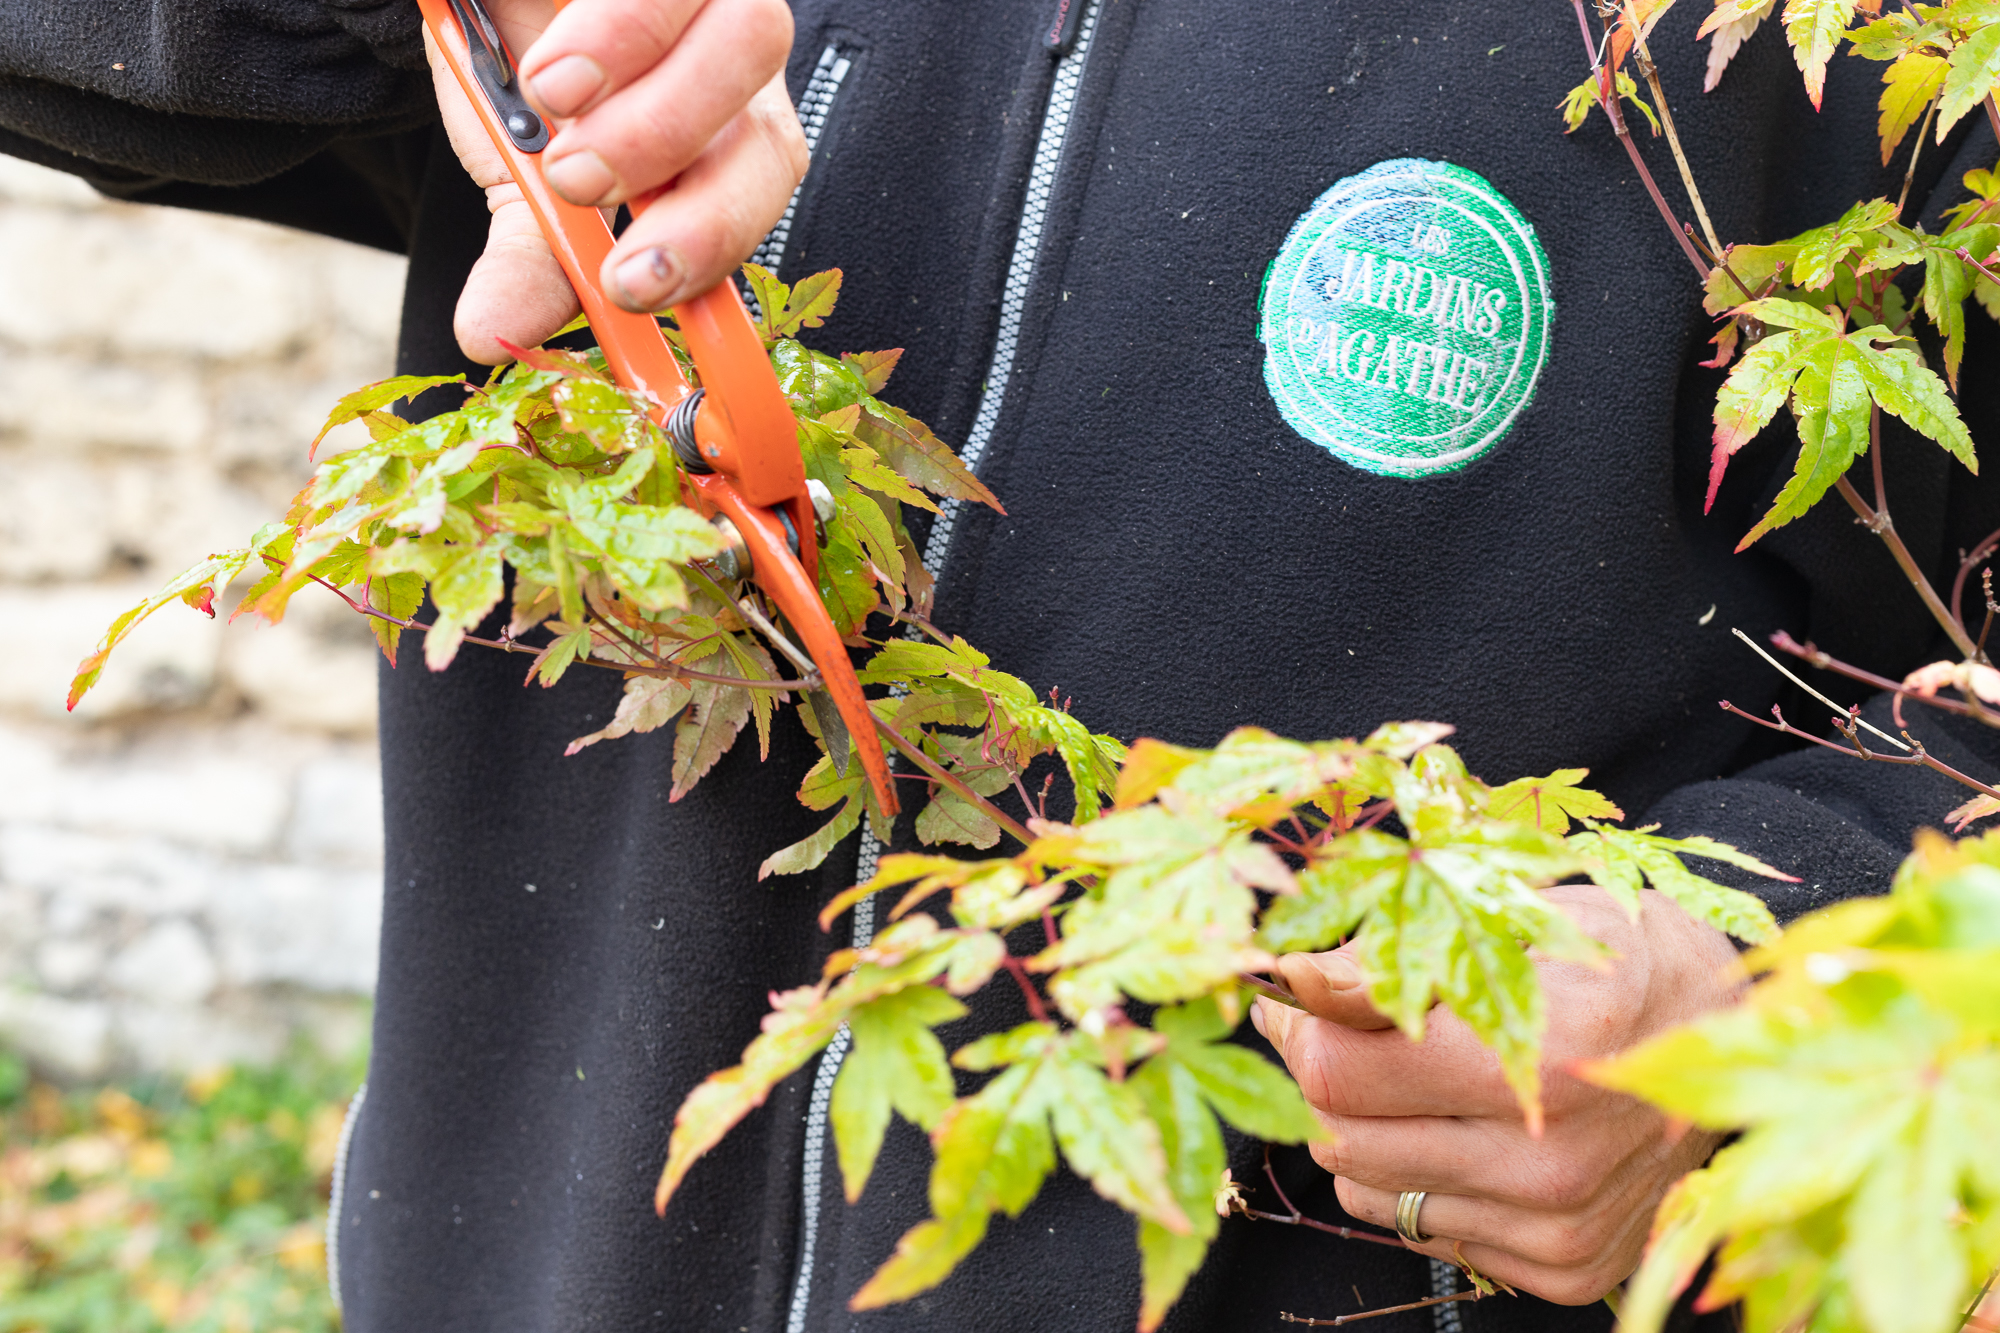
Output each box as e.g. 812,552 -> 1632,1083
1259,159 -> 1554,478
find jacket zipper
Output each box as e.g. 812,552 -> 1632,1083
786,4 -> 1103,1329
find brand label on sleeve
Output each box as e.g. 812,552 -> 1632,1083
1258,158 -> 1555,478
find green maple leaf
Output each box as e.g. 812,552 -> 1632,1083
853,1024 -> 1189,1311
1127,998 -> 1324,1331
1556,69 -> 1660,134
742,264 -> 843,343
1567,823 -> 1784,942
1486,767 -> 1625,834
1709,299 -> 1974,547
1587,828 -> 2000,1333
657,916 -> 988,1215
309,373 -> 462,455
1028,808 -> 1291,1018
842,348 -> 903,393
831,986 -> 967,1202
1788,199 -> 1900,290
1939,18 -> 2000,140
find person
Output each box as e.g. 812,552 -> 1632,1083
3,1 -> 1995,1328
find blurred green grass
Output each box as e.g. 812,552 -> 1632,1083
0,1043 -> 362,1333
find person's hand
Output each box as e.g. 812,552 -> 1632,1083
423,0 -> 806,364
1251,886 -> 1742,1304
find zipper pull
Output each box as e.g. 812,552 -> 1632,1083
1044,0 -> 1084,55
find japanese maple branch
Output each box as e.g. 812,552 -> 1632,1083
1719,702 -> 2000,801
1230,1147 -> 1407,1250
1951,527 -> 2000,635
1569,0 -> 1708,277
1767,631 -> 1975,720
1278,1292 -> 1481,1327
304,572 -> 816,691
1625,20 -> 1720,255
872,716 -> 1036,845
1834,475 -> 1977,657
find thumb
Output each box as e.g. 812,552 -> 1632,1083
424,22 -> 582,364
454,187 -> 583,365
1274,948 -> 1395,1030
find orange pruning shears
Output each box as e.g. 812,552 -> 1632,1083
418,0 -> 899,817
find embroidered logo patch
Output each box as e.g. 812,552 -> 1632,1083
1258,158 -> 1554,478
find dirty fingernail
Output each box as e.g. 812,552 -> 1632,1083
545,149 -> 615,206
530,54 -> 607,117
1317,955 -> 1361,990
611,245 -> 684,311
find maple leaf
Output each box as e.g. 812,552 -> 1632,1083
1584,827 -> 2000,1333
1781,0 -> 1867,110
565,674 -> 692,755
670,670 -> 752,800
1486,768 -> 1625,834
852,1023 -> 1190,1311
1708,299 -> 1974,546
1939,19 -> 2000,141
1701,2 -> 1773,91
831,986 -> 967,1202
309,373 -> 462,457
1567,823 -> 1785,941
1557,69 -> 1661,134
1876,51 -> 1947,164
1130,998 -> 1322,1331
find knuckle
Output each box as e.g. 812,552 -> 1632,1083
1533,1219 -> 1607,1272
1518,1153 -> 1600,1211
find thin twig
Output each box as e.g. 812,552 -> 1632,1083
1871,403 -> 1887,517
1951,525 -> 2000,629
1002,956 -> 1050,1023
1898,93 -> 1942,219
1628,24 -> 1721,254
1279,1292 -> 1481,1326
735,596 -> 823,688
1240,972 -> 1307,1011
1960,1268 -> 1999,1332
1721,702 -> 2000,800
873,716 -> 1037,845
1770,631 -> 1975,720
1567,0 -> 1709,277
1730,628 -> 1910,750
1988,93 -> 2000,149
1833,477 -> 1978,657
300,571 -> 813,691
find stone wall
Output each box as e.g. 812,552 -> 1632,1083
0,157 -> 409,1080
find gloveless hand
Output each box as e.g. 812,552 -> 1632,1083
423,0 -> 806,363
1252,885 -> 1741,1305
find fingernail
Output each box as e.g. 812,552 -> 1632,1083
611,245 -> 684,312
529,54 -> 607,117
1317,955 -> 1362,990
1248,1001 -> 1269,1038
545,149 -> 616,206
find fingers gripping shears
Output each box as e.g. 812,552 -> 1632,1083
418,0 -> 900,817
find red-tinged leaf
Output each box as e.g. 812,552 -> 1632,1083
854,406 -> 1003,512
1736,334 -> 1872,550
843,348 -> 904,393
670,673 -> 751,799
183,586 -> 217,618
742,263 -> 791,343
1708,329 -> 1806,510
494,339 -> 599,380
1878,52 -> 1946,165
656,985 -> 845,1214
310,374 -> 462,458
68,527 -> 286,709
1781,0 -> 1864,110
1700,319 -> 1741,369
566,674 -> 691,756
1702,7 -> 1770,91
776,269 -> 842,338
1946,792 -> 2000,830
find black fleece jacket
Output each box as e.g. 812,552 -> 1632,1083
5,3 -> 1998,1331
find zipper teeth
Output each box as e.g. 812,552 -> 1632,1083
751,44 -> 854,278
324,1080 -> 367,1312
920,0 -> 1102,574
787,8 -> 1100,1328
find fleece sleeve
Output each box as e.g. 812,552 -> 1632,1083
0,0 -> 430,188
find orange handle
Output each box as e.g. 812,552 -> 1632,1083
419,0 -> 900,818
